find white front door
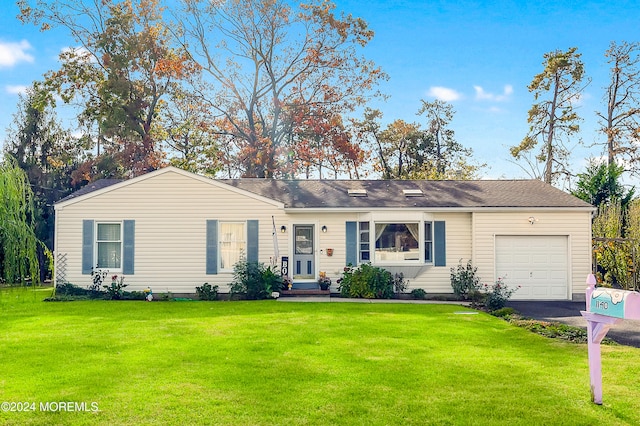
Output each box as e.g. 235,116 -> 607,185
293,225 -> 315,279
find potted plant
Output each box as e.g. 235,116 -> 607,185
282,275 -> 292,291
318,272 -> 331,291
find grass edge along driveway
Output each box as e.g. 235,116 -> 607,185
1,287 -> 639,425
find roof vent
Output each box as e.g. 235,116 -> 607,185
403,189 -> 424,197
348,188 -> 368,197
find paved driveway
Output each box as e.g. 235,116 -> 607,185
507,301 -> 640,348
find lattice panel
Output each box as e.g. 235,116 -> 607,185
55,252 -> 67,284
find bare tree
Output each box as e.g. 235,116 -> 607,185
597,41 -> 640,173
511,47 -> 588,185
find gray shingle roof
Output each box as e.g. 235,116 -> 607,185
222,179 -> 593,209
57,179 -> 123,203
57,169 -> 593,210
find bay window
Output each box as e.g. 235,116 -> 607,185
355,220 -> 437,264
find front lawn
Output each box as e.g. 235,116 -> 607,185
1,287 -> 639,425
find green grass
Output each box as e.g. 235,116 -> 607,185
1,287 -> 640,425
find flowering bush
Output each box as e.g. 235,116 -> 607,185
483,278 -> 519,311
103,274 -> 127,300
450,260 -> 481,300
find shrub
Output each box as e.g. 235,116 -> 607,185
261,265 -> 284,293
123,291 -> 147,301
55,282 -> 90,297
229,260 -> 284,300
90,268 -> 108,292
337,266 -> 353,296
468,289 -> 486,308
508,319 -> 597,344
196,283 -> 219,301
491,307 -> 517,318
51,282 -> 102,300
158,292 -> 174,301
450,260 -> 481,300
230,261 -> 264,299
393,273 -> 408,294
410,288 -> 427,300
483,278 -> 519,311
337,263 -> 396,299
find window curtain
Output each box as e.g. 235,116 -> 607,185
220,222 -> 245,269
96,223 -> 121,269
97,223 -> 120,241
405,223 -> 419,243
375,224 -> 386,243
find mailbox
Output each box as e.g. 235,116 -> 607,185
582,274 -> 640,404
589,287 -> 640,320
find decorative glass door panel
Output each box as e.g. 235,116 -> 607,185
293,225 -> 314,279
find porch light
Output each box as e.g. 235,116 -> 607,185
321,225 -> 327,233
280,225 -> 287,233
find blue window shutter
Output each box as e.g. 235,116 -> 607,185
346,221 -> 357,266
206,220 -> 218,274
82,220 -> 94,274
247,220 -> 259,263
434,221 -> 446,267
122,220 -> 135,275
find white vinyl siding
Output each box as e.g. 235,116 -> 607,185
55,168 -> 592,299
55,170 -> 287,293
473,211 -> 592,300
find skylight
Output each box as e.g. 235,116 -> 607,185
403,189 -> 424,197
348,189 -> 368,197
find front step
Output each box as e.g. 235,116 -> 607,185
279,289 -> 330,297
291,282 -> 320,290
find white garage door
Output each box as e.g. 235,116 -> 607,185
495,235 -> 568,300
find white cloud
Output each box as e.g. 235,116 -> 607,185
427,86 -> 461,102
568,91 -> 589,107
60,46 -> 94,63
474,84 -> 513,102
0,40 -> 34,68
6,85 -> 28,95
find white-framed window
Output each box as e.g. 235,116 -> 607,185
424,221 -> 433,263
374,223 -> 420,262
219,222 -> 246,270
357,221 -> 435,264
96,222 -> 122,270
359,221 -> 370,262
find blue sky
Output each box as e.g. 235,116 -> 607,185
1,0 -> 639,182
